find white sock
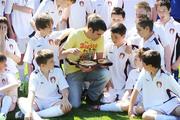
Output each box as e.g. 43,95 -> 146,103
155,114 -> 179,120
1,96 -> 12,115
100,102 -> 122,112
37,105 -> 64,118
18,98 -> 42,120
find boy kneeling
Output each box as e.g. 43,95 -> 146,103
128,50 -> 180,120
18,49 -> 71,120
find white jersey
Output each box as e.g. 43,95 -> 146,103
139,33 -> 165,68
103,29 -> 113,49
125,69 -> 141,90
125,68 -> 142,103
135,69 -> 180,110
0,71 -> 18,96
126,26 -> 142,48
11,0 -> 34,39
23,31 -> 64,70
106,43 -> 134,91
91,0 -> 111,27
33,0 -> 61,30
0,0 -> 13,16
5,38 -> 21,74
155,17 -> 180,56
29,67 -> 69,101
68,0 -> 93,29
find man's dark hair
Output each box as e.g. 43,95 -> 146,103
111,7 -> 125,19
87,14 -> 107,32
142,50 -> 161,68
35,13 -> 53,31
111,23 -> 126,36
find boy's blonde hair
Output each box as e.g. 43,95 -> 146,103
135,1 -> 151,13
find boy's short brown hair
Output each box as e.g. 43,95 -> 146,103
35,49 -> 54,66
0,17 -> 8,26
35,13 -> 53,31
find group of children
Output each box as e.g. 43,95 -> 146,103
0,0 -> 180,120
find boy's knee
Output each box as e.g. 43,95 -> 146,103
142,112 -> 154,120
136,106 -> 144,115
71,102 -> 81,108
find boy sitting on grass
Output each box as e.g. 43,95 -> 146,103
17,49 -> 71,120
128,50 -> 180,120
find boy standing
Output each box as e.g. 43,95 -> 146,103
128,50 -> 180,120
136,16 -> 165,69
18,49 -> 71,120
0,54 -> 19,120
155,0 -> 180,81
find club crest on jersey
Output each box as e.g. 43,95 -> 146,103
119,52 -> 125,59
79,0 -> 84,7
50,76 -> 56,83
156,81 -> 162,88
169,28 -> 175,34
9,44 -> 13,49
1,78 -> 7,85
48,39 -> 54,45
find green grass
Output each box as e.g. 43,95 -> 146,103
7,103 -> 142,120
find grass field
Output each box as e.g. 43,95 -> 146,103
7,103 -> 142,120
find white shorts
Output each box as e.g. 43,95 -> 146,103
150,97 -> 180,115
17,37 -> 29,53
34,98 -> 61,110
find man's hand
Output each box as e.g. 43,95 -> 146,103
66,48 -> 81,55
61,97 -> 72,113
79,65 -> 94,72
24,112 -> 32,120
